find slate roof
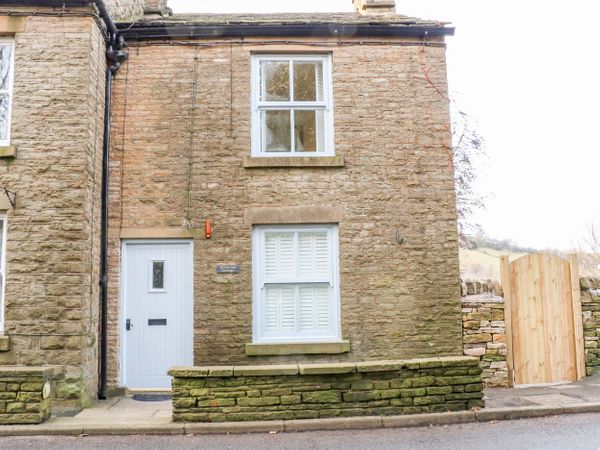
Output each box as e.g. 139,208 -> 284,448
134,13 -> 449,28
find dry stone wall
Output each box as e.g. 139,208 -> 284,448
581,278 -> 600,375
170,357 -> 484,422
0,367 -> 54,424
461,281 -> 508,387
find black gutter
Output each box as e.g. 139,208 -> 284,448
119,23 -> 454,40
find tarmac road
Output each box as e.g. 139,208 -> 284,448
2,412 -> 600,450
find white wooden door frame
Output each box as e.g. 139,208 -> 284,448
120,239 -> 194,388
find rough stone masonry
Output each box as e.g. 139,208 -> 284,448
107,32 -> 461,387
0,9 -> 107,407
169,357 -> 483,422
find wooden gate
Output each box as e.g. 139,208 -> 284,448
500,254 -> 585,386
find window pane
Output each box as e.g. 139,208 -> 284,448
298,231 -> 330,279
260,61 -> 289,101
299,286 -> 331,331
265,232 -> 295,280
294,110 -> 325,152
0,45 -> 11,91
262,110 -> 291,152
265,286 -> 296,333
0,95 -> 8,142
152,261 -> 164,289
294,62 -> 323,102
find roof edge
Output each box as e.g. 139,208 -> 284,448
117,22 -> 455,40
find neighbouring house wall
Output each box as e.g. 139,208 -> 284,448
580,278 -> 600,375
104,0 -> 145,21
107,37 -> 460,387
461,281 -> 508,388
170,357 -> 484,422
0,12 -> 106,406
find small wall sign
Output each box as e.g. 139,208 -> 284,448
216,264 -> 240,274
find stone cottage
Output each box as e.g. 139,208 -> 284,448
0,0 -> 474,419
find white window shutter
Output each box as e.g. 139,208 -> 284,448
299,286 -> 331,332
279,287 -> 296,330
315,286 -> 331,330
298,231 -> 329,279
264,286 -> 279,333
255,225 -> 339,342
314,232 -> 330,278
264,286 -> 296,334
265,232 -> 295,281
299,286 -> 315,331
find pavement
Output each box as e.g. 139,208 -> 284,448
2,375 -> 600,436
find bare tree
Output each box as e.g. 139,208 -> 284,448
451,103 -> 486,247
577,222 -> 600,277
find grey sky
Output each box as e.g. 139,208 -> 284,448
168,0 -> 600,251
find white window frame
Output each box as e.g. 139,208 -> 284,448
251,54 -> 335,157
252,224 -> 341,343
0,39 -> 15,147
148,259 -> 167,293
0,214 -> 7,333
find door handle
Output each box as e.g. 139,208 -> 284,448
126,319 -> 133,331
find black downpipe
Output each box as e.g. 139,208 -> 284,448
98,29 -> 126,399
98,65 -> 112,400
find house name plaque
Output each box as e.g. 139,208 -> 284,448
216,264 -> 240,274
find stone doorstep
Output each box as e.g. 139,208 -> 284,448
168,356 -> 480,379
2,404 -> 600,436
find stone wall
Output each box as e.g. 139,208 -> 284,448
108,36 -> 459,387
170,357 -> 483,422
104,0 -> 145,22
461,281 -> 508,387
0,11 -> 106,406
581,278 -> 600,375
0,367 -> 54,424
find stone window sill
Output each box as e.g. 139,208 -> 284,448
0,335 -> 11,352
243,155 -> 344,168
0,146 -> 17,158
245,341 -> 350,356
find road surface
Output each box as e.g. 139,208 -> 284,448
2,412 -> 600,449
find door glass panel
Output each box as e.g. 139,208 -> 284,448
152,261 -> 164,290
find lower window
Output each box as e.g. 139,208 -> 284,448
252,224 -> 340,343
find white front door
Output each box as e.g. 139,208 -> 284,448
122,240 -> 194,389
